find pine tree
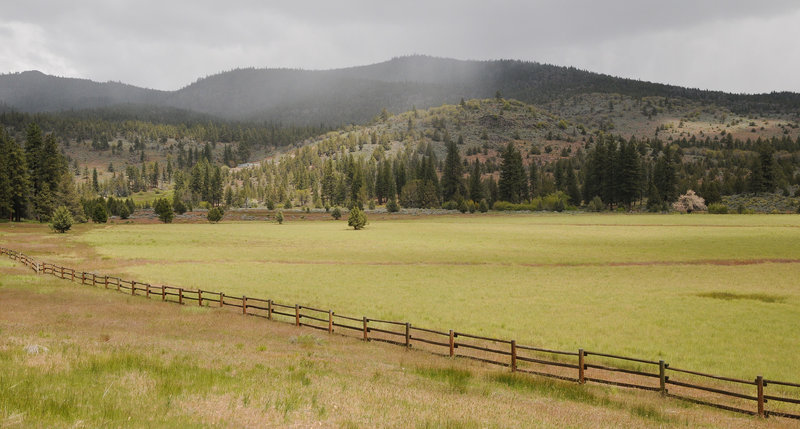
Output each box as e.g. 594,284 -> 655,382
441,140 -> 464,202
468,161 -> 484,202
498,143 -> 527,203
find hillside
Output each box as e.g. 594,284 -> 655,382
3,56 -> 800,126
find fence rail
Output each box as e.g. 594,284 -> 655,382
2,245 -> 799,420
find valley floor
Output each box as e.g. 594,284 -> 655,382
0,261 -> 791,428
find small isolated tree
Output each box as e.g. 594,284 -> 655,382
173,199 -> 187,215
672,190 -> 707,213
50,206 -> 73,233
386,197 -> 399,213
119,204 -> 130,220
207,207 -> 223,223
331,207 -> 342,220
154,198 -> 174,223
348,206 -> 367,230
92,203 -> 108,223
276,210 -> 284,224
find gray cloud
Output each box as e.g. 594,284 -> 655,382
1,0 -> 798,93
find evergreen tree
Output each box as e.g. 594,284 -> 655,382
498,143 -> 527,203
50,206 -> 73,233
468,161 -> 484,202
441,140 -> 464,202
529,163 -> 539,198
565,165 -> 581,205
2,132 -> 29,221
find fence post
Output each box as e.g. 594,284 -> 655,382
242,296 -> 247,315
659,360 -> 667,395
81,272 -> 85,284
511,340 -> 517,372
295,304 -> 300,326
146,284 -> 151,299
578,349 -> 585,384
757,376 -> 765,418
363,317 -> 369,341
178,288 -> 183,305
198,290 -> 203,307
71,269 -> 75,282
328,310 -> 333,334
104,276 -> 109,289
405,323 -> 411,348
131,281 -> 136,296
161,286 -> 166,301
267,299 -> 272,320
449,330 -> 455,357
220,292 -> 224,307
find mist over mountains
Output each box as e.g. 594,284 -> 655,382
2,56 -> 799,126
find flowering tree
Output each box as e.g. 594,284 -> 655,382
672,190 -> 707,213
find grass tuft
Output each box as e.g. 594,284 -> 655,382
696,291 -> 787,303
414,366 -> 472,393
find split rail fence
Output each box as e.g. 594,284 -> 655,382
3,246 -> 800,420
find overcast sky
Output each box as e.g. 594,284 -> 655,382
1,0 -> 799,93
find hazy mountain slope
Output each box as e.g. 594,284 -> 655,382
2,56 -> 799,126
0,70 -> 164,112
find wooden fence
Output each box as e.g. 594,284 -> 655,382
2,245 -> 799,420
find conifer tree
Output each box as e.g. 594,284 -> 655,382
498,143 -> 527,203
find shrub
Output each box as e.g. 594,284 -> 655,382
331,207 -> 342,220
283,199 -> 292,209
266,199 -> 275,210
368,200 -> 376,210
207,207 -> 223,223
672,190 -> 707,213
91,204 -> 108,223
386,197 -> 399,213
50,206 -> 73,233
119,204 -> 130,220
587,196 -> 604,212
173,199 -> 187,215
467,200 -> 477,213
348,206 -> 367,230
276,210 -> 284,224
708,203 -> 728,214
442,200 -> 459,210
478,199 -> 489,213
457,200 -> 469,213
154,198 -> 174,223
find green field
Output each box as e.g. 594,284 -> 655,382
7,213 -> 800,381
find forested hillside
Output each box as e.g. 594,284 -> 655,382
3,56 -> 799,126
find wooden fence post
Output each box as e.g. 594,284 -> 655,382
242,296 -> 247,315
405,323 -> 411,348
449,330 -> 455,357
131,281 -> 136,296
71,269 -> 75,282
104,276 -> 109,289
659,360 -> 667,395
511,340 -> 517,372
146,284 -> 151,299
363,317 -> 369,341
81,272 -> 85,284
267,299 -> 272,320
328,310 -> 333,334
220,292 -> 224,307
161,286 -> 166,301
757,376 -> 765,418
198,290 -> 203,307
578,349 -> 585,384
294,304 -> 300,326
178,288 -> 183,305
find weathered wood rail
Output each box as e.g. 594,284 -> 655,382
3,245 -> 799,420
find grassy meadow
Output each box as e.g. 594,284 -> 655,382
5,265 -> 785,428
3,213 -> 800,383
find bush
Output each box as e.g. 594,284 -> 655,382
50,206 -> 73,233
207,207 -> 223,223
386,197 -> 399,213
587,196 -> 604,212
91,204 -> 108,223
478,199 -> 489,213
457,200 -> 468,213
331,207 -> 342,220
266,199 -> 275,210
368,200 -> 376,210
276,210 -> 284,224
173,199 -> 187,215
283,200 -> 292,209
467,200 -> 477,213
672,190 -> 707,213
348,206 -> 367,230
708,203 -> 728,214
154,198 -> 174,223
442,200 -> 459,210
119,204 -> 130,220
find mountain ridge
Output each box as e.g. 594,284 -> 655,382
2,56 -> 799,126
